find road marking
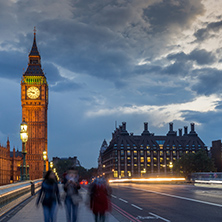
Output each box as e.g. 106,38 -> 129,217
137,215 -> 157,220
131,204 -> 143,210
149,212 -> 171,222
119,198 -> 128,203
112,203 -> 141,222
124,186 -> 222,208
111,194 -> 117,198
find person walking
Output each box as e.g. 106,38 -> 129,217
90,177 -> 111,222
63,167 -> 81,222
36,170 -> 61,222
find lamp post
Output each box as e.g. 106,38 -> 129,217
20,120 -> 28,181
50,161 -> 53,169
43,150 -> 47,177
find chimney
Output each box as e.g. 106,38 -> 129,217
179,128 -> 182,136
122,122 -> 126,131
144,122 -> 148,131
189,123 -> 197,136
184,126 -> 188,135
169,122 -> 173,131
191,123 -> 195,132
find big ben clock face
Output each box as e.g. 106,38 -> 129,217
27,86 -> 40,99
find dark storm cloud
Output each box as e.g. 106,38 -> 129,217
162,61 -> 192,76
50,79 -> 82,92
43,62 -> 64,85
1,0 -> 222,167
143,0 -> 204,32
191,68 -> 222,95
0,50 -> 26,80
188,49 -> 216,65
194,20 -> 222,42
167,49 -> 216,65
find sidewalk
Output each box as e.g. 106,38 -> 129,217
7,189 -> 119,222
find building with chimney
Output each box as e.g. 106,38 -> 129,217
100,122 -> 207,178
98,140 -> 108,176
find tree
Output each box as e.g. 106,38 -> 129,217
53,159 -> 98,182
173,150 -> 216,178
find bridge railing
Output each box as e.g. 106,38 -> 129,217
0,179 -> 42,212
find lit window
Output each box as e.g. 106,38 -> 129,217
128,171 -> 131,177
134,151 -> 137,155
121,171 -> 125,177
127,150 -> 130,156
114,171 -> 118,178
147,157 -> 151,162
141,157 -> 144,163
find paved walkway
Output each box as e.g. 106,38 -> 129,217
7,189 -> 119,222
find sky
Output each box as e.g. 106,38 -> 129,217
1,0 -> 222,169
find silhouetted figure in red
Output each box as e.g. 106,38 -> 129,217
90,177 -> 111,222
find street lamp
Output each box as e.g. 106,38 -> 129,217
50,161 -> 53,169
43,150 -> 47,177
20,120 -> 29,181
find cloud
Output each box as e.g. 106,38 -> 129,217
50,79 -> 82,92
143,0 -> 204,32
167,48 -> 216,65
194,20 -> 222,42
86,95 -> 220,127
191,68 -> 222,95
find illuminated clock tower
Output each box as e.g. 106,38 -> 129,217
21,29 -> 48,179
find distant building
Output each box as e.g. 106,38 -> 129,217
52,156 -> 81,168
100,122 -> 207,178
98,140 -> 108,176
211,140 -> 222,172
0,138 -> 22,185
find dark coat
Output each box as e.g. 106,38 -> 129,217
90,183 -> 110,214
36,179 -> 61,207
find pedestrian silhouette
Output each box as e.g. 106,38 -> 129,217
30,181 -> 35,196
89,177 -> 111,222
36,170 -> 61,222
63,167 -> 81,222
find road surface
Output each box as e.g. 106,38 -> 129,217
110,183 -> 222,222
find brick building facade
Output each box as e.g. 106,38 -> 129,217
21,31 -> 48,179
0,138 -> 22,185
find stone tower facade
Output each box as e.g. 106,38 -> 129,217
21,31 -> 48,179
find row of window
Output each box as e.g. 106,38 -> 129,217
116,150 -> 196,156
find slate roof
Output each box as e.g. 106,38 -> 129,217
29,34 -> 40,57
24,65 -> 44,76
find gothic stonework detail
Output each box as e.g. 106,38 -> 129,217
21,31 -> 48,179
